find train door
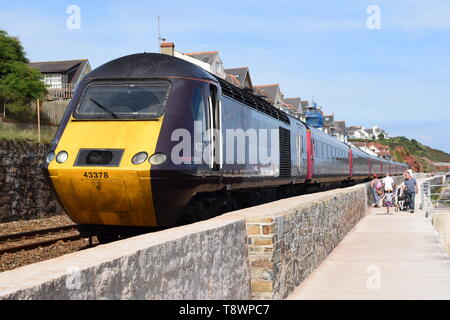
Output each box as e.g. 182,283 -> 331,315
306,129 -> 314,180
207,84 -> 222,171
295,123 -> 305,178
349,148 -> 353,179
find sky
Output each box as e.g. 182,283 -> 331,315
1,0 -> 449,152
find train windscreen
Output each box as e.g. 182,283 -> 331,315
75,81 -> 170,119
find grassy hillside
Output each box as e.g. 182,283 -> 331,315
378,137 -> 450,162
350,136 -> 450,172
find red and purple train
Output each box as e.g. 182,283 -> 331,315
46,53 -> 408,241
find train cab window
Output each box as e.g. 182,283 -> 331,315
192,86 -> 206,133
208,84 -> 221,170
75,81 -> 170,119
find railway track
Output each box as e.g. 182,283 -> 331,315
0,224 -> 82,254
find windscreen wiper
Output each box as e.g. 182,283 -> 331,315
90,98 -> 118,118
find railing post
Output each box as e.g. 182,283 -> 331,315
36,99 -> 41,143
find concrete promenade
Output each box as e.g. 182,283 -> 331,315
287,187 -> 450,299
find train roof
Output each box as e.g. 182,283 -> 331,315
84,53 -> 218,82
309,126 -> 349,148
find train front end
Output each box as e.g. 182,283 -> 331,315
46,53 -> 217,240
47,79 -> 168,230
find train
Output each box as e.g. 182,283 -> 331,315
45,53 -> 408,242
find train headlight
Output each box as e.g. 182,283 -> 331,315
46,151 -> 55,163
149,153 -> 167,165
56,151 -> 68,164
132,152 -> 148,165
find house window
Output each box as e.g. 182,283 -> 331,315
43,73 -> 62,89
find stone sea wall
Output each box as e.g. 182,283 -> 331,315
0,218 -> 252,300
245,184 -> 367,299
0,140 -> 63,223
0,182 -> 372,300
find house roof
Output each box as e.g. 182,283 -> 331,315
29,59 -> 88,73
225,67 -> 254,89
334,121 -> 346,131
184,51 -> 219,64
254,84 -> 280,103
352,142 -> 391,156
226,74 -> 241,87
29,59 -> 90,84
225,67 -> 247,81
253,87 -> 269,99
284,98 -> 301,109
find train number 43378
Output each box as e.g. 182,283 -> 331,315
83,172 -> 109,179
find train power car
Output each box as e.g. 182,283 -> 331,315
45,53 -> 408,242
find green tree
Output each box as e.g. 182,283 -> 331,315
378,133 -> 385,140
0,30 -> 46,120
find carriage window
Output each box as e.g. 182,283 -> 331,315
75,81 -> 170,119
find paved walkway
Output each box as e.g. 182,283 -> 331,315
287,191 -> 450,300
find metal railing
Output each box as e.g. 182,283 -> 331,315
421,180 -> 450,218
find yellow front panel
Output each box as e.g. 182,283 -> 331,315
48,116 -> 164,227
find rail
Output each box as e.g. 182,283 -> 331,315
0,224 -> 81,254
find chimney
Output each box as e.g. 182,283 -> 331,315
160,42 -> 175,56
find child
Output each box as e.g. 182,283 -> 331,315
382,190 -> 394,214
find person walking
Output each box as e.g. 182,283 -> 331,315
404,171 -> 418,213
383,173 -> 395,192
382,190 -> 395,214
370,174 -> 382,207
